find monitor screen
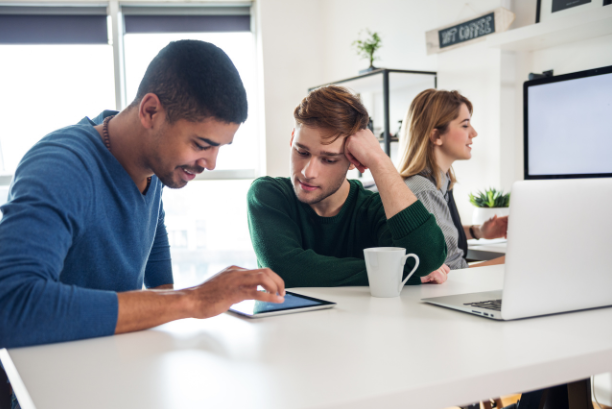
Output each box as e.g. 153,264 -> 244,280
524,65 -> 612,179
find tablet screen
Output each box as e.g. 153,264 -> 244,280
229,291 -> 335,317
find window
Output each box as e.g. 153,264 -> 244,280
0,7 -> 115,175
162,180 -> 257,290
121,6 -> 259,288
0,4 -> 261,288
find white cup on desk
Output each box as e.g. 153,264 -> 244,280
364,247 -> 419,298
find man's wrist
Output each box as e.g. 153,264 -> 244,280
152,288 -> 194,320
368,153 -> 394,175
177,289 -> 196,319
115,288 -> 194,334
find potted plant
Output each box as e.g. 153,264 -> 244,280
469,188 -> 510,225
352,30 -> 382,74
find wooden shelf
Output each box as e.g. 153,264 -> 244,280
487,6 -> 612,51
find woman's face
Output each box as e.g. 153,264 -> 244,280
434,103 -> 478,162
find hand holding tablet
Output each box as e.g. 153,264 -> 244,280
229,291 -> 336,318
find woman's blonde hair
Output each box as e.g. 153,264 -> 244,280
397,89 -> 473,189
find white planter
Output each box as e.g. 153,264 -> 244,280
471,207 -> 510,225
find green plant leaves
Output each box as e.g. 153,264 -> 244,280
469,188 -> 510,208
352,29 -> 382,67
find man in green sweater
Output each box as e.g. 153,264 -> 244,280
247,85 -> 449,287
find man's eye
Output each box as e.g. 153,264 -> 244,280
324,159 -> 337,164
296,150 -> 309,157
195,143 -> 211,151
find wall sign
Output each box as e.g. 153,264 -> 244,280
426,8 -> 515,54
438,12 -> 495,49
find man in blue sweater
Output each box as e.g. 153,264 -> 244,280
0,40 -> 285,349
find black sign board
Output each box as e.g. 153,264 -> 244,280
552,0 -> 591,13
438,12 -> 496,48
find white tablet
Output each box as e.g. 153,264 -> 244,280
228,291 -> 336,318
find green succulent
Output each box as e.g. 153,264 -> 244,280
469,188 -> 510,208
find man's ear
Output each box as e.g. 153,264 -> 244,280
430,128 -> 443,146
139,93 -> 164,130
290,128 -> 295,146
348,163 -> 356,171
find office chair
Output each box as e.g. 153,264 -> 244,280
505,379 -> 595,409
0,363 -> 12,409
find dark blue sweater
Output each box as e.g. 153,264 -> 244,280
0,111 -> 172,348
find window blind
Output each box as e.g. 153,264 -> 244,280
0,7 -> 108,44
122,6 -> 251,33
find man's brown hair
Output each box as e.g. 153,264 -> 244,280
293,85 -> 369,143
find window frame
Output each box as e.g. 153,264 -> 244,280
0,0 -> 259,186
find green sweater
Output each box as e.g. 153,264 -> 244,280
247,177 -> 447,288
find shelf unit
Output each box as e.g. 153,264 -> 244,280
486,5 -> 612,51
309,68 -> 437,157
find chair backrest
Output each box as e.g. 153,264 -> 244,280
0,363 -> 12,409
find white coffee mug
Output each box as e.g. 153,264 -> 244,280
363,247 -> 420,298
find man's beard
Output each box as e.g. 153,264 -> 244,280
146,123 -> 207,188
293,173 -> 346,205
157,165 -> 205,189
157,170 -> 183,189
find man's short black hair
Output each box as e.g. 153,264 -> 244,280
131,40 -> 248,124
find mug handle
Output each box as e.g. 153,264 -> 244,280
398,253 -> 420,292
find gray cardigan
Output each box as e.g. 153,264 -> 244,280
404,173 -> 469,270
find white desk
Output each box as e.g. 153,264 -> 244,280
3,265 -> 612,409
467,239 -> 507,261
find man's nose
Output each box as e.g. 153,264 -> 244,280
302,158 -> 318,179
199,149 -> 217,171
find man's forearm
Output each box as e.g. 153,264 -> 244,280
115,289 -> 191,334
370,157 -> 418,219
115,266 -> 285,335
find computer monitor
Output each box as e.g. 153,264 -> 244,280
523,64 -> 612,180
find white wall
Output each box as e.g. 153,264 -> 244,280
319,0 -> 439,81
257,0 -> 612,225
255,0 -> 326,177
505,6 -> 612,211
257,0 -> 512,222
258,0 -> 445,177
257,0 -> 510,178
437,43 -> 504,222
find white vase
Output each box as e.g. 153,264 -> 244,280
471,207 -> 510,225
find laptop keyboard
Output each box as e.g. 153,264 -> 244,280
463,299 -> 502,311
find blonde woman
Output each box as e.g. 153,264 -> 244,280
397,89 -> 507,270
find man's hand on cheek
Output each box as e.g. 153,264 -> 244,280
344,129 -> 389,173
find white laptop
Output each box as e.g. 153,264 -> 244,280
422,178 -> 612,320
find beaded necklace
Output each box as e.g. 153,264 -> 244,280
102,115 -> 152,194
